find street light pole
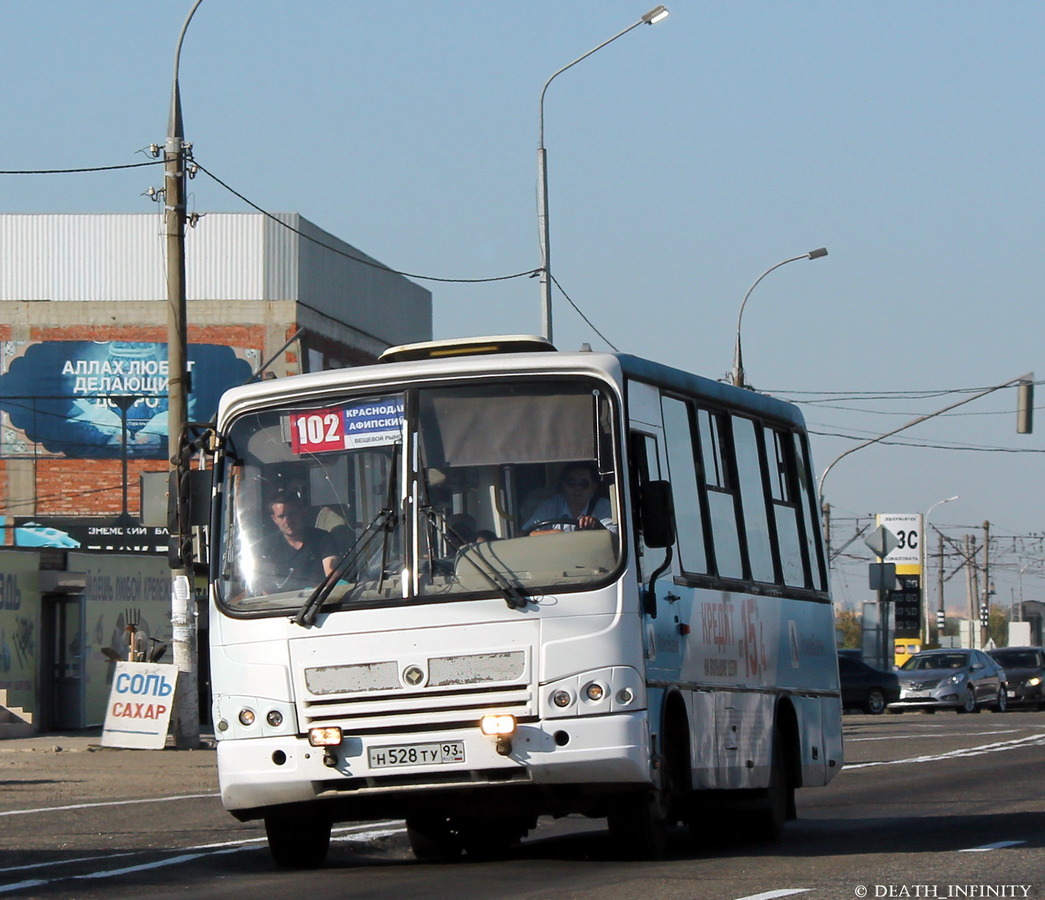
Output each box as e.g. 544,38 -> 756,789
731,247 -> 828,388
537,5 -> 669,343
166,0 -> 204,751
817,371 -> 1035,511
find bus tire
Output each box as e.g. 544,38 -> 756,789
748,729 -> 792,842
608,788 -> 671,860
608,701 -> 688,859
406,815 -> 462,861
264,815 -> 331,869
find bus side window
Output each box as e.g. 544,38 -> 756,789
732,416 -> 774,584
660,396 -> 708,575
766,426 -> 806,588
696,408 -> 743,580
792,434 -> 827,592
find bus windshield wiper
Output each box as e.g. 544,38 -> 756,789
420,506 -> 528,610
292,508 -> 394,627
295,444 -> 401,628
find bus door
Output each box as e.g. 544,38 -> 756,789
628,386 -> 685,676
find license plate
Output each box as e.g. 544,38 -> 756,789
1007,690 -> 1016,698
368,741 -> 466,769
903,691 -> 930,699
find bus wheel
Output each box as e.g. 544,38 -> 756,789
748,730 -> 792,842
264,815 -> 331,869
406,815 -> 462,861
608,788 -> 671,860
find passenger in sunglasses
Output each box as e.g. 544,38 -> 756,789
523,462 -> 616,534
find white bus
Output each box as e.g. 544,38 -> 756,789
207,335 -> 842,867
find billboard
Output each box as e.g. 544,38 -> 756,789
0,340 -> 255,459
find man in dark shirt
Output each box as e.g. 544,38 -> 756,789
259,493 -> 338,588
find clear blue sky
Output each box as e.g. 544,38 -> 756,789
3,1 -> 1045,613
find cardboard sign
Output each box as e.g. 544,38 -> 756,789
101,662 -> 178,750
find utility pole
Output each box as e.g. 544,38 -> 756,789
981,520 -> 991,647
936,531 -> 945,642
166,0 -> 204,750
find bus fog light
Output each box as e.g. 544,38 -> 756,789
480,714 -> 516,736
616,687 -> 635,705
584,682 -> 605,702
238,708 -> 256,727
266,709 -> 284,727
551,690 -> 573,708
308,726 -> 343,747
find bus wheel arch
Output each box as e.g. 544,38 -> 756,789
607,688 -> 690,859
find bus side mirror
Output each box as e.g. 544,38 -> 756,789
640,480 -> 675,549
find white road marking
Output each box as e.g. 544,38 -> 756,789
842,733 -> 1045,769
733,890 -> 812,900
960,840 -> 1026,852
0,792 -> 217,817
0,822 -> 404,894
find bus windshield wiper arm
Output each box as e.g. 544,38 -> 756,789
293,509 -> 393,628
421,506 -> 528,610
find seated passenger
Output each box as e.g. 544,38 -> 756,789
522,462 -> 615,534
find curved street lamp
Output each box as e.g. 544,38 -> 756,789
731,247 -> 828,388
537,6 -> 669,343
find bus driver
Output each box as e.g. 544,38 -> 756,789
260,492 -> 338,587
523,462 -> 616,534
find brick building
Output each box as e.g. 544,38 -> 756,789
0,212 -> 430,732
0,211 -> 431,543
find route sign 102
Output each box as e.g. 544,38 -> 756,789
890,574 -> 922,639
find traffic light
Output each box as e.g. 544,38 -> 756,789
980,605 -> 990,627
936,609 -> 946,632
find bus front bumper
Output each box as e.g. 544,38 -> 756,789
217,711 -> 651,815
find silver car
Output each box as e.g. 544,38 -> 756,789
889,649 -> 1008,714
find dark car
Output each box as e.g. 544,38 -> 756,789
987,646 -> 1045,710
889,648 -> 1007,713
838,654 -> 900,714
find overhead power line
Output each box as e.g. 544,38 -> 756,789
193,161 -> 538,287
0,161 -> 164,175
0,153 -> 645,349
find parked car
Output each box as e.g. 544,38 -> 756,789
889,649 -> 1007,714
987,646 -> 1045,710
838,654 -> 900,714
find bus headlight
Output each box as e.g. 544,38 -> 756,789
238,708 -> 256,727
480,714 -> 516,736
544,667 -> 644,719
551,690 -> 573,709
583,682 -> 606,702
308,726 -> 343,747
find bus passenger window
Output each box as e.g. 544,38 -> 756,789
661,397 -> 707,574
732,416 -> 774,584
696,409 -> 743,580
767,426 -> 805,588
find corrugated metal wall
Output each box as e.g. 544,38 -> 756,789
0,214 -> 432,345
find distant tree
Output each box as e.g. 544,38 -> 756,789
987,605 -> 1008,647
836,608 -> 861,649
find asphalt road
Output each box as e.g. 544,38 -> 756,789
2,710 -> 1043,900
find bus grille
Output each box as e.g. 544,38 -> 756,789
300,650 -> 532,734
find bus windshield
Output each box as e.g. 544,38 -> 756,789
215,378 -> 621,615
